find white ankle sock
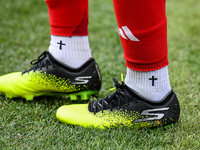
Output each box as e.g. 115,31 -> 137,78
49,35 -> 92,68
125,66 -> 171,102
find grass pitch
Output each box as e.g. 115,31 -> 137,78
0,0 -> 199,149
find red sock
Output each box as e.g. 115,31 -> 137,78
46,0 -> 88,36
113,0 -> 168,71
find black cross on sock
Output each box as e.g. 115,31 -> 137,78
149,76 -> 157,86
57,40 -> 65,50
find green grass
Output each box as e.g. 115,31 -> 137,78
0,0 -> 199,149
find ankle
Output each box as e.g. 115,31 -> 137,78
49,35 -> 92,68
125,66 -> 171,102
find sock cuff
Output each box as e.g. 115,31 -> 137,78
50,26 -> 89,37
46,0 -> 89,37
125,56 -> 169,71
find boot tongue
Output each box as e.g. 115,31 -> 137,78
46,51 -> 55,61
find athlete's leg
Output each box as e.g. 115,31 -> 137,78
46,0 -> 92,68
56,0 -> 180,128
0,0 -> 102,100
113,0 -> 170,102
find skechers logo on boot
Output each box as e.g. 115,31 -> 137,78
72,76 -> 92,84
133,107 -> 169,123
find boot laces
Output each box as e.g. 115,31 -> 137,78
92,76 -> 130,114
22,51 -> 55,74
